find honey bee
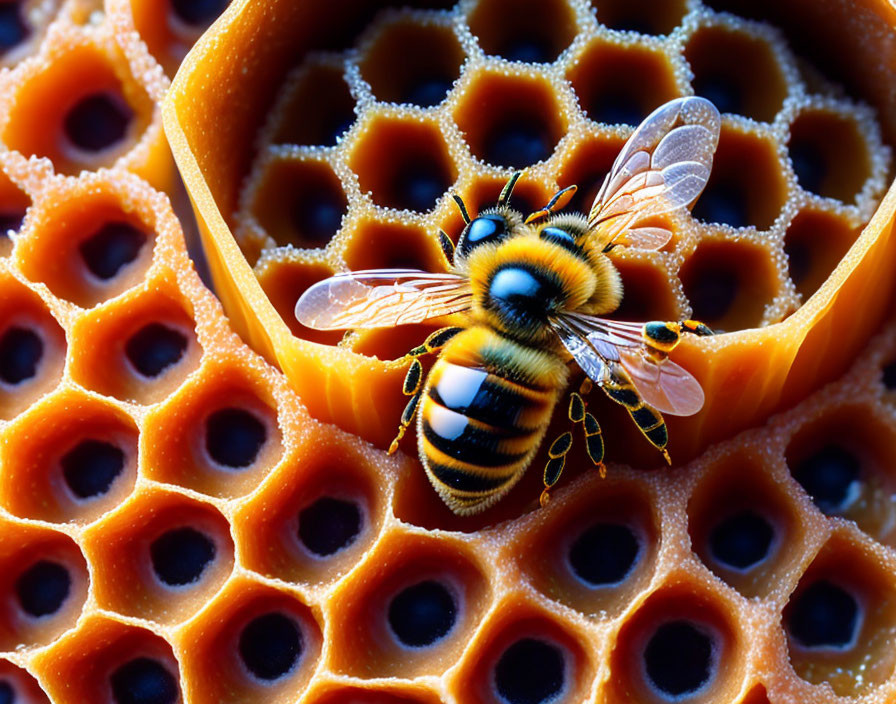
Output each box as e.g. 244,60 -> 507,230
296,97 -> 721,515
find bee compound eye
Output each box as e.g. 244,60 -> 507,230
458,213 -> 508,256
539,225 -> 579,251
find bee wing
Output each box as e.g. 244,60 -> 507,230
295,269 -> 473,330
588,96 -> 721,251
552,313 -> 705,416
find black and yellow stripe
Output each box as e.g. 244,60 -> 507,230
603,363 -> 670,459
418,326 -> 565,515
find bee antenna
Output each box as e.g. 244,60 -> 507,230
451,194 -> 471,224
497,170 -> 523,207
525,184 -> 578,224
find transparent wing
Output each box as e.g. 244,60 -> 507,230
553,313 -> 705,416
295,269 -> 473,330
588,96 -> 721,251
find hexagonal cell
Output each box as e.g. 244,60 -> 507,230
688,451 -> 804,599
233,426 -> 387,586
69,278 -> 202,405
83,487 -> 234,625
449,598 -> 595,704
2,41 -> 154,175
178,578 -> 322,704
453,69 -> 567,168
15,186 -> 155,308
784,404 -> 896,546
32,617 -> 181,704
788,109 -> 871,203
691,127 -> 787,230
255,258 -> 344,345
142,358 -> 283,499
783,531 -> 896,696
360,17 -> 465,107
684,26 -> 788,122
249,155 -> 348,249
0,166 -> 30,257
129,0 -> 232,77
468,0 -> 577,63
351,322 -> 443,361
268,61 -> 356,146
305,682 -> 443,704
349,114 -> 457,212
591,0 -> 687,35
568,41 -> 680,126
784,209 -> 859,301
0,388 -> 138,524
519,477 -> 660,618
0,520 -> 88,652
343,218 -> 445,272
328,531 -> 490,679
606,583 -> 746,703
0,659 -> 50,703
608,258 -> 680,321
554,133 -> 626,214
0,274 -> 66,420
679,239 -> 778,332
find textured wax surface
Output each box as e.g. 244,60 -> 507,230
0,0 -> 894,703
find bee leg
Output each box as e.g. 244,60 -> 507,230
602,365 -> 672,465
403,326 -> 464,362
569,392 -> 606,478
437,229 -> 456,268
540,431 -> 573,508
389,390 -> 423,454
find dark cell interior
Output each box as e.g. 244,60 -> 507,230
787,580 -> 859,648
170,0 -> 230,28
297,496 -> 362,557
14,560 -> 71,617
591,0 -> 687,35
683,266 -> 737,322
883,360 -> 896,390
61,439 -> 125,499
150,527 -> 216,587
709,510 -> 775,570
79,222 -> 147,281
0,325 -> 42,384
204,407 -> 267,468
493,638 -> 565,704
63,93 -> 133,153
390,161 -> 451,213
271,65 -> 355,147
483,120 -> 552,169
387,580 -> 457,648
643,621 -> 714,697
0,2 -> 28,54
468,0 -> 577,64
0,681 -> 12,704
0,211 -> 24,238
125,323 -> 188,378
791,444 -> 860,515
238,612 -> 303,681
568,522 -> 640,586
109,657 -> 179,704
291,176 -> 348,244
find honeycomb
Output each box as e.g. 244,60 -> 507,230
0,0 -> 893,703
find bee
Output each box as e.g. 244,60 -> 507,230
296,97 -> 721,515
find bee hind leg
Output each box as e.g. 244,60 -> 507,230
389,390 -> 423,454
569,391 -> 606,478
540,431 -> 573,508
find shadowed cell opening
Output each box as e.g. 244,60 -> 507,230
709,510 -> 774,570
79,222 -> 148,281
0,325 -> 42,384
387,580 -> 457,648
568,522 -> 640,586
783,210 -> 858,301
644,621 -> 715,697
270,64 -> 355,147
791,444 -> 860,515
787,580 -> 859,649
150,527 -> 216,587
125,323 -> 188,378
494,638 -> 565,704
468,0 -> 577,63
205,407 -> 267,469
297,496 -> 362,557
0,2 -> 28,55
15,560 -> 71,617
170,0 -> 230,27
883,360 -> 896,390
61,439 -> 125,499
238,612 -> 303,681
591,0 -> 687,35
0,211 -> 24,238
0,681 -> 11,704
63,92 -> 133,153
109,657 -> 179,704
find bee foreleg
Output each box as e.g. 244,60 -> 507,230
569,391 -> 605,478
540,431 -> 573,508
388,390 -> 423,455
